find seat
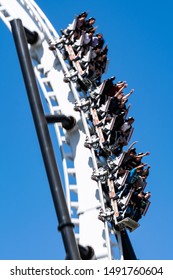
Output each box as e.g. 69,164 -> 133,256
117,217 -> 140,232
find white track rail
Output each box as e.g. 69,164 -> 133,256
0,0 -> 123,259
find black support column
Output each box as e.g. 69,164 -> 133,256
120,229 -> 137,260
10,18 -> 81,260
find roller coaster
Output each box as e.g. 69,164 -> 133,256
0,0 -> 151,260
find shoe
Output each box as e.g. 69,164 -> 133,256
98,215 -> 105,222
112,194 -> 119,201
102,140 -> 109,146
49,45 -> 56,51
91,174 -> 98,181
63,76 -> 70,83
72,56 -> 81,62
84,142 -> 91,149
95,122 -> 103,128
74,105 -> 81,112
108,174 -> 115,180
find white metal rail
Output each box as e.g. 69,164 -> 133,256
0,0 -> 119,259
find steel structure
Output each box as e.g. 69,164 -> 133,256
0,0 -> 150,260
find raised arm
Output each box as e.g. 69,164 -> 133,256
122,88 -> 134,101
136,151 -> 150,159
114,82 -> 128,97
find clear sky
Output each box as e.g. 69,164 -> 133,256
0,0 -> 173,260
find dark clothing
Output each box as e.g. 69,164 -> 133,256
108,97 -> 121,114
126,168 -> 139,185
83,21 -> 95,32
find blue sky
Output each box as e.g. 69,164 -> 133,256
0,0 -> 173,260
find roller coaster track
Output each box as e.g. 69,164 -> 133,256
0,0 -> 144,260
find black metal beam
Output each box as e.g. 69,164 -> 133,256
23,26 -> 38,45
78,244 -> 95,260
120,229 -> 137,260
10,18 -> 81,260
45,114 -> 76,130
